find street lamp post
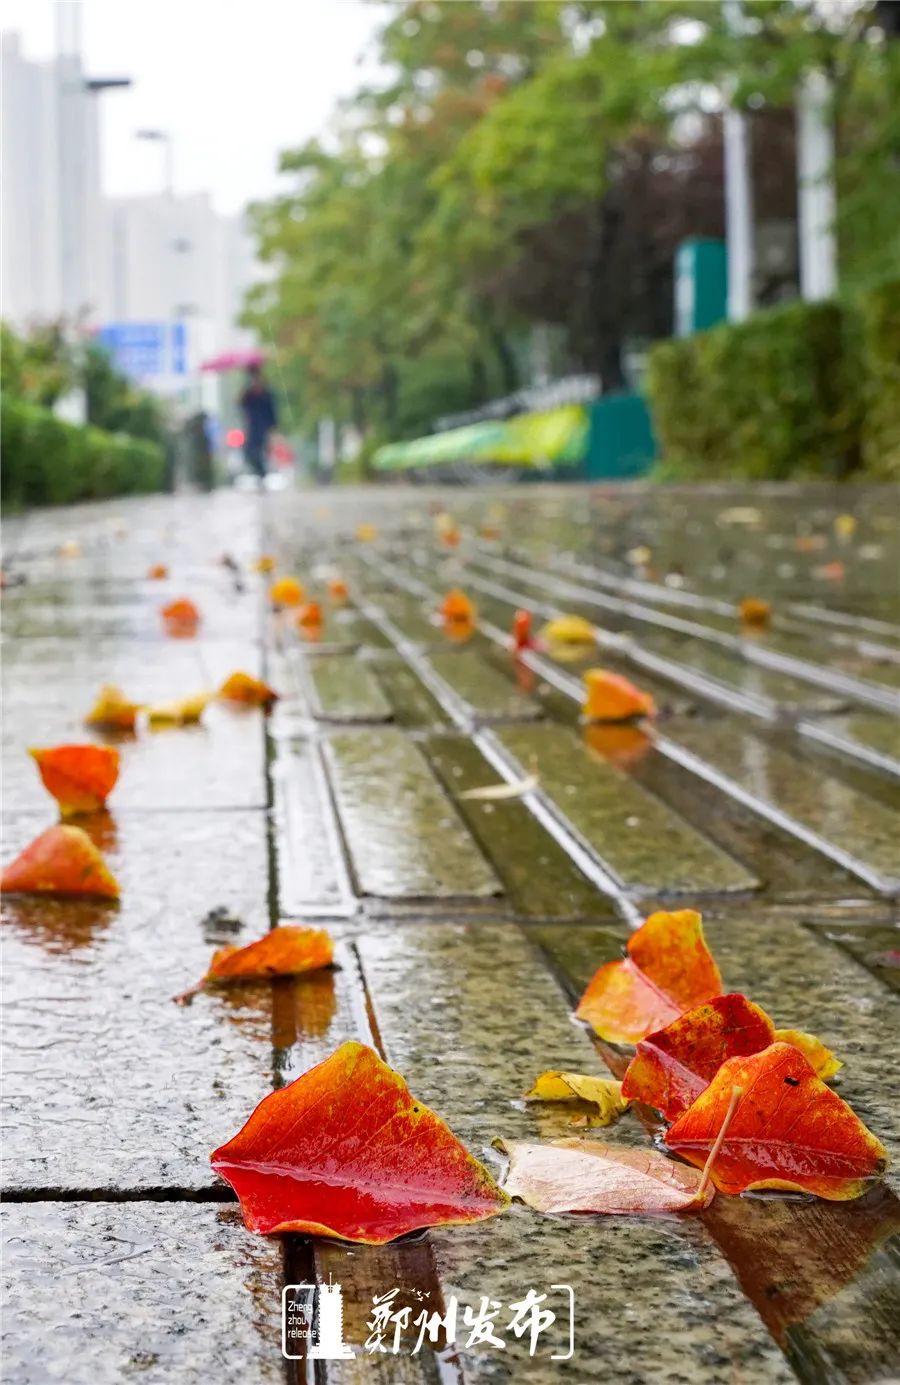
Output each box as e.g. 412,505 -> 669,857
135,128 -> 174,199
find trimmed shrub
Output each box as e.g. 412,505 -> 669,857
646,300 -> 861,481
1,395 -> 165,510
860,279 -> 900,480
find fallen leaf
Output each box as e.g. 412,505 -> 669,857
772,1027 -> 842,1080
58,540 -> 82,558
296,600 -> 323,628
210,1040 -> 507,1241
175,925 -> 333,1004
834,514 -> 857,540
218,671 -> 279,708
583,722 -> 652,769
443,617 -> 476,644
480,524 -> 501,541
512,609 -> 533,650
795,534 -> 827,553
146,691 -> 210,726
576,909 -> 723,1044
355,523 -> 378,542
328,577 -> 349,602
1,824 -> 119,899
525,1073 -> 630,1126
147,563 -> 169,580
270,577 -> 304,607
497,1138 -> 713,1215
739,598 -> 772,629
665,1043 -> 888,1200
252,555 -> 276,573
626,545 -> 653,564
28,744 -> 120,816
441,589 -> 476,623
814,560 -> 846,582
717,507 -> 762,527
84,684 -> 141,731
539,614 -> 596,646
583,669 -> 656,722
161,598 -> 201,637
459,773 -> 538,801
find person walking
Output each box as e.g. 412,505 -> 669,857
239,363 -> 278,481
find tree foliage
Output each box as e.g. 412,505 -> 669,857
243,0 -> 899,449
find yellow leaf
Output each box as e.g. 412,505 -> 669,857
539,614 -> 597,646
525,1071 -> 631,1126
774,1028 -> 842,1080
459,774 -> 538,802
146,691 -> 210,726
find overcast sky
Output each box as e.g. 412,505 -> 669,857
2,0 -> 386,213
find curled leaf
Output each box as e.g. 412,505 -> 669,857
147,563 -> 169,580
526,1073 -> 630,1127
211,1040 -> 507,1242
84,684 -> 141,731
1,824 -> 119,899
161,598 -> 201,637
270,576 -> 304,607
739,598 -> 771,629
28,744 -> 120,816
498,1138 -> 713,1215
176,925 -> 333,1004
576,909 -> 723,1044
459,773 -> 538,802
146,691 -> 210,726
539,614 -> 596,646
441,588 -> 476,623
218,671 -> 279,708
666,1043 -> 888,1200
773,1027 -> 842,1080
583,669 -> 656,723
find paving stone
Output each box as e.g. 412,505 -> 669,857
365,653 -> 450,728
272,738 -> 357,917
324,729 -> 502,899
1,1203 -> 284,1385
1,811 -> 272,1192
427,649 -> 541,721
496,723 -> 758,897
307,654 -> 394,722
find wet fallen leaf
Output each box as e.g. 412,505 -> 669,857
621,993 -> 842,1121
497,1138 -> 713,1215
666,1043 -> 888,1199
773,1027 -> 842,1079
218,671 -> 279,708
459,773 -> 538,801
717,507 -> 762,527
328,577 -> 349,602
583,721 -> 652,769
210,1040 -> 507,1241
739,598 -> 772,629
626,545 -> 653,564
795,534 -> 827,553
252,555 -> 276,573
356,523 -> 378,542
443,617 -> 476,644
441,588 -> 476,623
583,669 -> 656,722
480,524 -> 501,541
28,744 -> 120,816
147,563 -> 169,580
576,909 -> 723,1044
539,614 -> 596,646
270,576 -> 304,607
146,691 -> 210,726
834,514 -> 857,540
161,597 -> 201,637
84,684 -> 141,731
814,560 -> 846,581
1,824 -> 119,899
512,609 -> 533,650
175,924 -> 333,1004
58,540 -> 82,558
525,1073 -> 630,1126
296,600 -> 323,628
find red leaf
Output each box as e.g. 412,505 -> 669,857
575,910 -> 723,1044
1,824 -> 119,899
176,925 -> 333,1004
498,1138 -> 714,1215
665,1043 -> 888,1200
28,744 -> 120,816
211,1041 -> 508,1242
622,994 -> 842,1120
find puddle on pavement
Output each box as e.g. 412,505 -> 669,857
307,653 -> 394,722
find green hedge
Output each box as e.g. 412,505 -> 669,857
646,299 -> 862,481
1,395 -> 166,509
860,280 -> 900,480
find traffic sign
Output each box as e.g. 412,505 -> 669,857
97,322 -> 188,380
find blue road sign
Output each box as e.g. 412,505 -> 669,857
97,322 -> 189,379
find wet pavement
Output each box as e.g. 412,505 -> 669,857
1,483 -> 898,1384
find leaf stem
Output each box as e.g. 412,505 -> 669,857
697,1084 -> 744,1198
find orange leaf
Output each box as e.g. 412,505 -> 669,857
498,1138 -> 714,1215
270,576 -> 304,607
583,669 -> 656,722
28,744 -> 120,816
84,684 -> 141,731
440,588 -> 476,623
355,523 -> 378,542
739,597 -> 771,628
218,671 -> 279,708
665,1043 -> 888,1200
161,597 -> 200,637
328,577 -> 349,602
210,1041 -> 507,1241
575,909 -> 723,1044
295,600 -> 322,628
147,563 -> 169,580
1,824 -> 119,899
512,609 -> 533,650
177,925 -> 333,1004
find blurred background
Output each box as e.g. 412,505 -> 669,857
1,0 -> 898,503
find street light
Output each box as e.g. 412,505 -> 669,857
135,128 -> 174,198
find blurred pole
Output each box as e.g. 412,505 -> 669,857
55,1 -> 83,321
796,68 -> 837,300
722,0 -> 754,322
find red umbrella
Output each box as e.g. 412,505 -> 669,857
200,349 -> 266,373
